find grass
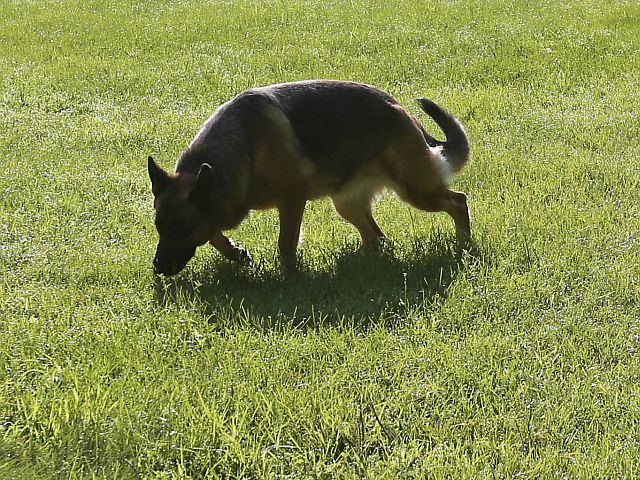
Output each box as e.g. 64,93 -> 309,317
1,0 -> 639,477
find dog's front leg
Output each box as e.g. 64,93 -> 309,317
210,232 -> 252,264
277,198 -> 306,263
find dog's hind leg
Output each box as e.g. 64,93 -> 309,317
383,139 -> 471,241
277,197 -> 307,259
444,189 -> 471,240
399,187 -> 471,240
332,191 -> 385,250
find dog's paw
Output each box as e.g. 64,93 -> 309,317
232,247 -> 253,266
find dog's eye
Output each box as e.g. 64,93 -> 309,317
155,206 -> 199,239
161,220 -> 194,240
173,222 -> 193,237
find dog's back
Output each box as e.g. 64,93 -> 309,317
260,81 -> 406,175
180,80 -> 405,174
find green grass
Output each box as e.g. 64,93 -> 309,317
1,0 -> 639,477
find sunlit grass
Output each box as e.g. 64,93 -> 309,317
1,0 -> 639,477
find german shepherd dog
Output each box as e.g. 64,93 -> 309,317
148,80 -> 470,276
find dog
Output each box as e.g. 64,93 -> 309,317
148,80 -> 470,276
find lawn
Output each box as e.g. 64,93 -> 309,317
1,0 -> 639,478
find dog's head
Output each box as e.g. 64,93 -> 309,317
148,156 -> 219,276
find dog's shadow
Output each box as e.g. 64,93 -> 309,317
154,238 -> 484,330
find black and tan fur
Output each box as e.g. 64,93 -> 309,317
148,80 -> 470,276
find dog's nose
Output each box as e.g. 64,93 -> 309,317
153,256 -> 180,276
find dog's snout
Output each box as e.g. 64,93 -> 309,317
153,256 -> 178,276
152,243 -> 195,276
152,256 -> 176,276
152,256 -> 168,275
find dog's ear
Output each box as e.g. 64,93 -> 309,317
189,163 -> 217,207
148,156 -> 171,195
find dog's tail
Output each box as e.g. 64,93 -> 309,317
416,98 -> 470,174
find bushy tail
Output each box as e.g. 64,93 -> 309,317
416,98 -> 470,173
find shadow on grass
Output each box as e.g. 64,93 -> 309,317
153,237 -> 486,329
